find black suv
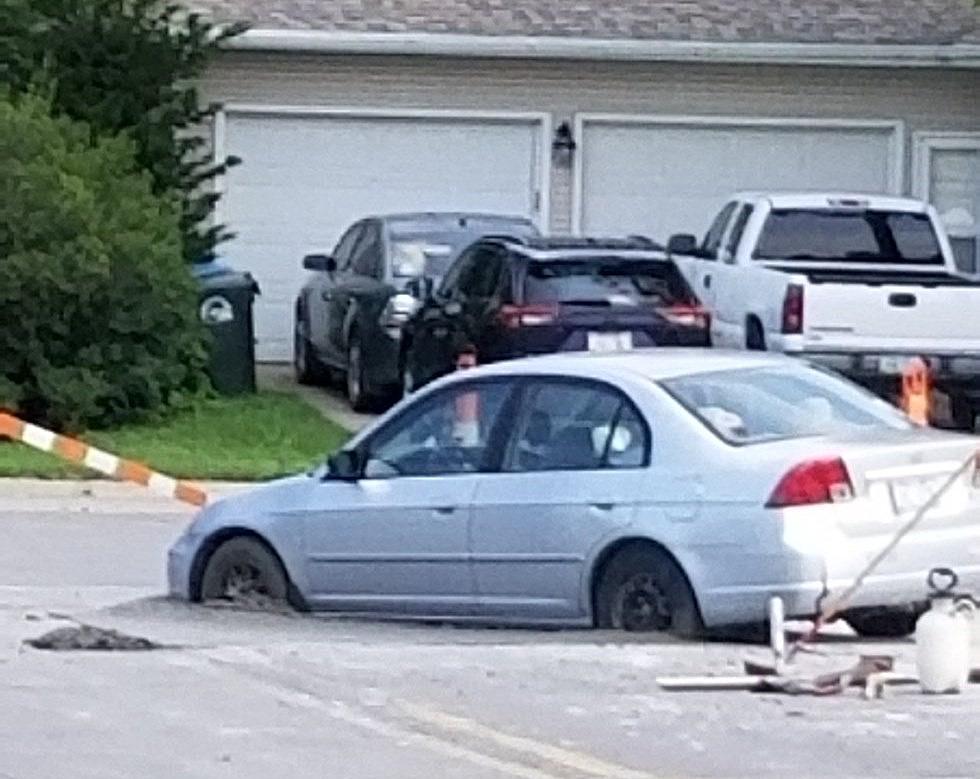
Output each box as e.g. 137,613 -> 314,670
401,236 -> 710,392
294,213 -> 539,409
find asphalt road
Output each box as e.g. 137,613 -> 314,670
1,483 -> 979,779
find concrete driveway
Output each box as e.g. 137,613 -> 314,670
2,481 -> 979,778
257,362 -> 375,433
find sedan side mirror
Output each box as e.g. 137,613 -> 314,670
303,253 -> 336,273
667,234 -> 699,256
326,449 -> 361,481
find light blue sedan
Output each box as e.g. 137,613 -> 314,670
168,350 -> 980,638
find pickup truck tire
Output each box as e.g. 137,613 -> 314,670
746,319 -> 766,351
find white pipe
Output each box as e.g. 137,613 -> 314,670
223,29 -> 980,69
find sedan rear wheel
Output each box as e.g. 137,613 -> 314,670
844,608 -> 920,639
200,537 -> 290,610
595,546 -> 703,638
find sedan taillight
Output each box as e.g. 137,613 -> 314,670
766,457 -> 854,508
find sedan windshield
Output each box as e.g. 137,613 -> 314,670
661,365 -> 912,445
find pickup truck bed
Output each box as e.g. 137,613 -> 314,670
670,192 -> 980,430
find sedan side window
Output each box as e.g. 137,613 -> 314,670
505,380 -> 649,472
332,223 -> 364,272
362,381 -> 513,478
351,222 -> 383,279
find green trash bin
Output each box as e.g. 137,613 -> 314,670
193,263 -> 260,395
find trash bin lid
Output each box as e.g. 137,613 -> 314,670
193,262 -> 260,295
191,260 -> 235,279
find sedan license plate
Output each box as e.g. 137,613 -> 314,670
890,475 -> 954,515
587,331 -> 633,352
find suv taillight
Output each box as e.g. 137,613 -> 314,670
766,457 -> 854,508
497,304 -> 558,329
657,302 -> 710,330
781,284 -> 804,334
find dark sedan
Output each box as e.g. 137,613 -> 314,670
294,212 -> 539,409
401,236 -> 710,392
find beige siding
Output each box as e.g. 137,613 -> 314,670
203,53 -> 980,232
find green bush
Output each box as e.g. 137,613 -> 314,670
0,96 -> 208,432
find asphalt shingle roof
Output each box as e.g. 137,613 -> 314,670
193,1 -> 979,46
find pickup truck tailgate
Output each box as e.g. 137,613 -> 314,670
802,281 -> 980,352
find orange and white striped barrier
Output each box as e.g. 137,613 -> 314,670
901,357 -> 931,426
0,413 -> 208,507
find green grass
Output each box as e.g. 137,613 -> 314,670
0,392 -> 350,481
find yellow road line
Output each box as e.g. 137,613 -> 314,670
397,700 -> 663,779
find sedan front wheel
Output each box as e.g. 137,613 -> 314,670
200,537 -> 290,610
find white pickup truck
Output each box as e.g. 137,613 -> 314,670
667,193 -> 980,430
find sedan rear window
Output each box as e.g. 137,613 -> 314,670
524,259 -> 692,306
661,366 -> 911,445
753,209 -> 943,265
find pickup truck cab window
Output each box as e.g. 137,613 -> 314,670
723,205 -> 754,263
702,202 -> 737,259
753,209 -> 944,265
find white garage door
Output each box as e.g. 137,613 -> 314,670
577,117 -> 901,243
220,110 -> 545,360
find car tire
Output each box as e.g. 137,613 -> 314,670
594,545 -> 704,638
294,321 -> 327,386
844,608 -> 919,639
200,537 -> 291,609
746,319 -> 766,351
346,332 -> 373,412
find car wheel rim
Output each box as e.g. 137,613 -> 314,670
221,563 -> 268,601
614,573 -> 672,632
347,344 -> 362,403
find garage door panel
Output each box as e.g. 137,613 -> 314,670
579,120 -> 897,245
221,113 -> 541,361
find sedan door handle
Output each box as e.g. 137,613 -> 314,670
432,506 -> 457,516
703,275 -> 712,289
590,502 -> 616,512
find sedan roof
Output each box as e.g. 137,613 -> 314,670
452,349 -> 796,384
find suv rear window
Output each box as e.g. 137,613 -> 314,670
523,258 -> 692,306
753,209 -> 943,265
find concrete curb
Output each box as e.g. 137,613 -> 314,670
0,478 -> 254,515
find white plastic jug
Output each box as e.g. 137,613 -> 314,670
915,568 -> 976,694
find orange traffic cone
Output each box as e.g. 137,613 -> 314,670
901,357 -> 931,426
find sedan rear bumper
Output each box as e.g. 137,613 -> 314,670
696,507 -> 980,627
